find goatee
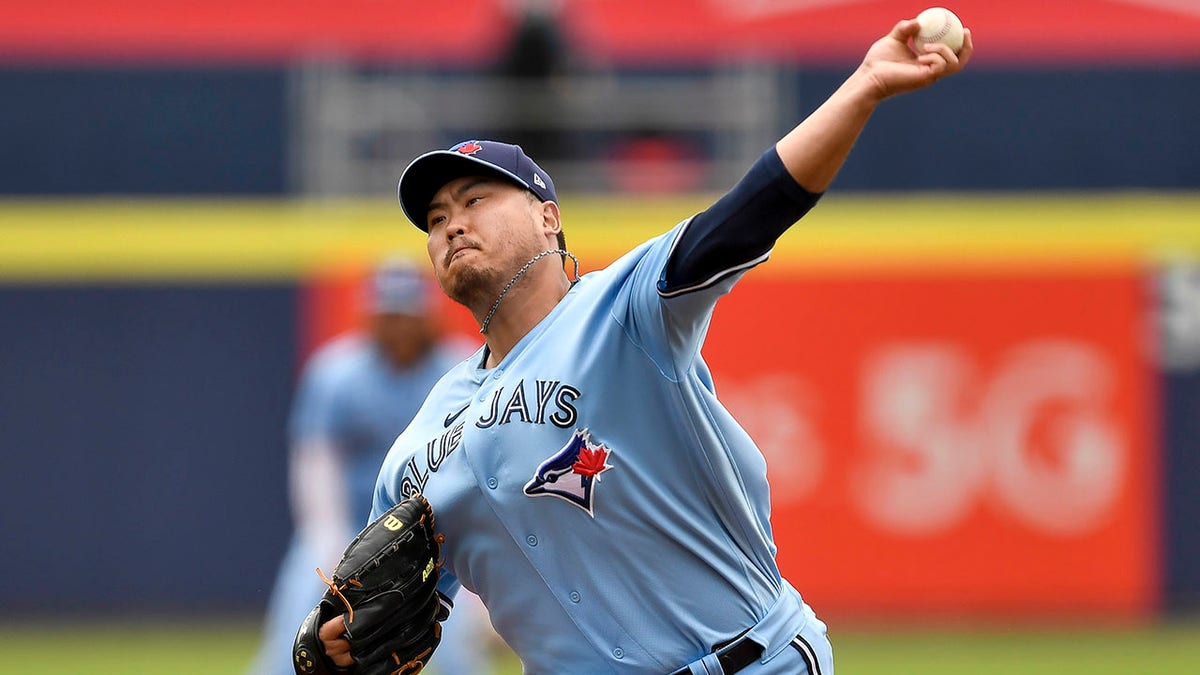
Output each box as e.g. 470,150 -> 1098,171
442,264 -> 501,311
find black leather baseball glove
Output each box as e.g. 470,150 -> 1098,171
293,494 -> 446,675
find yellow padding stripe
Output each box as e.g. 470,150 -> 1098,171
1,193 -> 1197,280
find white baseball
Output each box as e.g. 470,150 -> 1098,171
912,7 -> 964,55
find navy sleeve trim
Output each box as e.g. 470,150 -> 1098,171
658,147 -> 822,297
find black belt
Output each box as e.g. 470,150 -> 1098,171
668,630 -> 764,675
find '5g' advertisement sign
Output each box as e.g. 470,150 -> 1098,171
711,267 -> 1156,618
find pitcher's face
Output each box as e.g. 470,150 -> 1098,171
425,176 -> 553,308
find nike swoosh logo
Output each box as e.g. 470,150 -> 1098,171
444,404 -> 470,427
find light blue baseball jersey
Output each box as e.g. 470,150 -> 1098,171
252,333 -> 476,675
291,334 -> 469,526
373,214 -> 825,672
292,333 -> 470,523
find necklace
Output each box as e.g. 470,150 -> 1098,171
480,249 -> 581,334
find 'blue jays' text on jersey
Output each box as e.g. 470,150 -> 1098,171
372,216 -> 822,674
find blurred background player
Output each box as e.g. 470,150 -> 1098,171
248,257 -> 492,675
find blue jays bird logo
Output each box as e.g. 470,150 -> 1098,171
523,429 -> 613,517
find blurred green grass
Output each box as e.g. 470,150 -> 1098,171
832,621 -> 1200,675
2,619 -> 1199,674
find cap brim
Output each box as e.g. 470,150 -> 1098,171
397,150 -> 533,231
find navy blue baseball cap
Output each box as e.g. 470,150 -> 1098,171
397,140 -> 558,231
367,256 -> 435,316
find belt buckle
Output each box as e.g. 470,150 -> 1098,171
668,629 -> 764,675
714,631 -> 763,674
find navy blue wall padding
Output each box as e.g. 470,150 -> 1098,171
791,67 -> 1200,190
0,285 -> 297,613
1164,372 -> 1200,611
0,68 -> 286,194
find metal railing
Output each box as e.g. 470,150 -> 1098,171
288,61 -> 788,197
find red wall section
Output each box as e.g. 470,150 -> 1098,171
5,0 -> 1198,65
564,0 -> 1200,65
707,268 -> 1158,617
0,0 -> 511,63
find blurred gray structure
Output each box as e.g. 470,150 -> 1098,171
288,63 -> 787,196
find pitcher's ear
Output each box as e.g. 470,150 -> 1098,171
540,200 -> 562,239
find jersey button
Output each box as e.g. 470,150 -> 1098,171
612,648 -> 624,659
526,534 -> 538,547
486,477 -> 498,489
569,591 -> 581,603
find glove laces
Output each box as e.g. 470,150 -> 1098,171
389,647 -> 434,675
316,567 -> 362,624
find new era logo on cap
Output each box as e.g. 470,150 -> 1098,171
397,140 -> 558,231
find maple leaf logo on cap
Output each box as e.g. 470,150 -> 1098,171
455,141 -> 484,155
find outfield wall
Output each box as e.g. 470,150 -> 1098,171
2,194 -> 1197,617
3,66 -> 1198,194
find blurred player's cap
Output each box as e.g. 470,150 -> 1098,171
397,139 -> 557,231
368,257 -> 435,316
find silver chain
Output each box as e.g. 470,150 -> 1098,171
480,249 -> 581,334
